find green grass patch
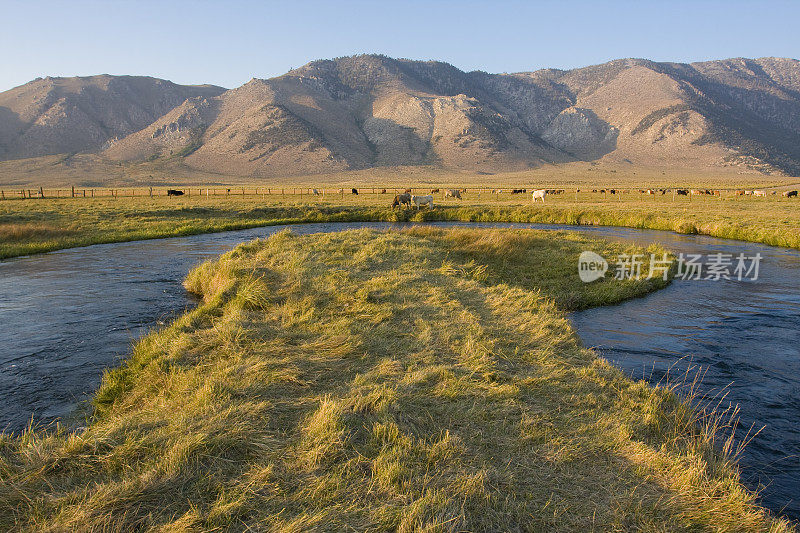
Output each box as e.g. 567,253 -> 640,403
0,228 -> 789,531
2,193 -> 799,260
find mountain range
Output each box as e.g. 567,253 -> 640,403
2,55 -> 799,178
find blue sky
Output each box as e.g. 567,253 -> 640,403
1,0 -> 798,92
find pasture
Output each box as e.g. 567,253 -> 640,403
0,228 -> 789,531
2,185 -> 800,259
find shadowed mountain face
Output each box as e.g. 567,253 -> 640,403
3,56 -> 800,176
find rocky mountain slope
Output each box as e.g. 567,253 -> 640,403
0,75 -> 224,160
2,56 -> 799,176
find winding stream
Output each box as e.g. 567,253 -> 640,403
1,222 -> 798,519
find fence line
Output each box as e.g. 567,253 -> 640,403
0,185 -> 792,201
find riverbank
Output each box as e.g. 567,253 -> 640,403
2,192 -> 799,260
0,228 -> 789,530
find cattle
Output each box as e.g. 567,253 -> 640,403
392,193 -> 412,208
404,188 -> 412,194
431,188 -> 440,194
166,189 -> 184,196
735,190 -> 746,196
351,188 -> 359,195
411,194 -> 434,209
753,190 -> 767,197
646,189 -> 655,195
312,189 -> 321,195
690,189 -> 703,195
783,190 -> 798,198
676,189 -> 689,196
610,189 -> 616,195
444,189 -> 462,199
381,189 -> 387,194
531,189 -> 546,203
511,189 -> 526,194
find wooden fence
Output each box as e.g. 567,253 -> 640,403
0,186 -> 792,201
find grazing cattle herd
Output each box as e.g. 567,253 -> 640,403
154,186 -> 799,208
383,185 -> 798,209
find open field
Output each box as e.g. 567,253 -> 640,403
0,228 -> 789,531
2,154 -> 800,189
2,187 -> 800,259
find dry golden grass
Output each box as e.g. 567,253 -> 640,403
0,223 -> 74,242
0,228 -> 790,531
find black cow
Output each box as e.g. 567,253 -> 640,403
351,188 -> 359,195
167,189 -> 184,197
676,189 -> 689,196
784,190 -> 798,198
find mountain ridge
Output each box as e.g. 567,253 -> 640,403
2,56 -> 799,177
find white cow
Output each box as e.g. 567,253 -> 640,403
753,190 -> 767,197
411,194 -> 434,210
444,189 -> 462,199
531,189 -> 547,203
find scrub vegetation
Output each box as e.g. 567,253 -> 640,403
0,228 -> 790,531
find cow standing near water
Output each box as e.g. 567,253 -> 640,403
391,193 -> 412,208
531,189 -> 546,203
411,194 -> 434,210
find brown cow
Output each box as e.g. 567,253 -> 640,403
392,193 -> 412,208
